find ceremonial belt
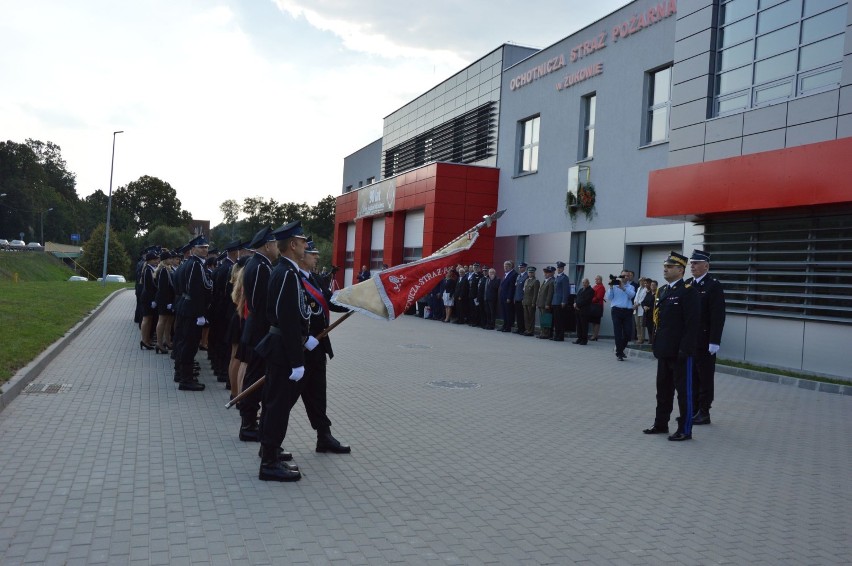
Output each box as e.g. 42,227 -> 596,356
268,326 -> 282,336
182,293 -> 192,300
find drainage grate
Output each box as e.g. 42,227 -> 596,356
428,380 -> 481,390
23,383 -> 72,394
399,344 -> 433,349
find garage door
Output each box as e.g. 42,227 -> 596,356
639,245 -> 678,283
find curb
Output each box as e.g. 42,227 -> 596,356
626,348 -> 852,396
0,288 -> 128,413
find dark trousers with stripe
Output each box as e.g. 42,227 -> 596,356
301,353 -> 332,434
694,353 -> 716,412
654,356 -> 693,434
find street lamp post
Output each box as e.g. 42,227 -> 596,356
40,207 -> 54,247
102,131 -> 124,285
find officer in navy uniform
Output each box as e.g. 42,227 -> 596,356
297,239 -> 352,454
209,240 -> 243,384
552,261 -> 570,341
513,262 -> 529,334
685,249 -> 726,425
173,235 -> 212,391
238,227 -> 278,442
643,251 -> 699,441
254,221 -> 311,482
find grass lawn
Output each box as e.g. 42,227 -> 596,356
0,281 -> 126,385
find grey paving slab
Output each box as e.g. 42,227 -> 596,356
1,291 -> 851,564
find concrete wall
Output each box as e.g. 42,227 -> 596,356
342,138 -> 382,194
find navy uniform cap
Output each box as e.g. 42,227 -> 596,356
544,265 -> 555,273
272,220 -> 307,240
518,262 -> 528,268
305,238 -> 319,254
556,261 -> 566,268
247,227 -> 274,249
664,251 -> 689,268
207,248 -> 219,256
189,234 -> 209,247
145,251 -> 159,261
223,239 -> 244,252
690,249 -> 711,262
158,250 -> 171,261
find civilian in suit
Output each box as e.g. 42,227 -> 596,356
498,261 -> 518,332
552,261 -> 570,341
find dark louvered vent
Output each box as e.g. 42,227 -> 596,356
383,102 -> 496,178
699,205 -> 852,323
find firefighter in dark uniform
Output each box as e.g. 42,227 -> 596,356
173,235 -> 212,391
254,221 -> 311,482
237,227 -> 278,442
685,249 -> 726,425
209,240 -> 243,384
297,239 -> 352,454
642,251 -> 700,441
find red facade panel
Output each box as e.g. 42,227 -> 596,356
647,138 -> 852,219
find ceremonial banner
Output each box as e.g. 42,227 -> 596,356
331,211 -> 505,320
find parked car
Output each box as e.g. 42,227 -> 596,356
26,242 -> 44,250
68,276 -> 89,282
0,239 -> 9,250
8,239 -> 25,250
96,274 -> 127,283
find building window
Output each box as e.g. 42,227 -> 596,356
367,176 -> 375,185
581,94 -> 596,159
402,247 -> 423,263
344,251 -> 354,268
358,180 -> 364,188
518,116 -> 540,174
345,185 -> 353,193
370,249 -> 384,271
715,0 -> 847,115
646,66 -> 672,144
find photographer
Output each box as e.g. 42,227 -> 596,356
605,272 -> 636,361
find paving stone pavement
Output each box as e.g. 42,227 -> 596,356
1,290 -> 850,565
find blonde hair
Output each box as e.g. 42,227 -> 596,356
231,265 -> 246,316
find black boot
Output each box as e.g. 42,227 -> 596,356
178,363 -> 205,391
239,415 -> 260,442
256,446 -> 298,470
316,431 -> 351,454
259,445 -> 301,482
693,409 -> 711,425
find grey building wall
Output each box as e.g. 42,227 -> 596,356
669,0 -> 852,167
380,44 -> 539,178
342,138 -> 382,194
496,0 -> 680,237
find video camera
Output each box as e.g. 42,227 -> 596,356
330,265 -> 340,275
608,274 -> 622,286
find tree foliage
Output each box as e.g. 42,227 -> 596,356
112,175 -> 193,235
79,223 -> 131,279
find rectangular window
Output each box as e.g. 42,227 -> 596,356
370,250 -> 384,271
517,116 -> 540,174
714,0 -> 847,116
581,94 -> 596,159
646,66 -> 672,144
402,247 -> 423,263
344,251 -> 354,269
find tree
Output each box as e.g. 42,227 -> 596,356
305,195 -> 335,241
143,225 -> 193,251
112,175 -> 193,235
79,223 -> 131,279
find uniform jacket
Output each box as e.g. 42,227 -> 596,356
685,274 -> 726,350
210,257 -> 235,323
499,269 -> 518,302
485,276 -> 500,301
477,274 -> 487,302
139,264 -> 157,306
514,271 -> 528,302
301,271 -> 349,360
575,285 -> 594,312
155,266 -> 175,312
174,255 -> 213,318
454,274 -> 469,301
255,257 -> 308,370
240,253 -> 274,348
522,277 -> 540,307
553,272 -> 569,305
652,280 -> 699,359
536,276 -> 555,309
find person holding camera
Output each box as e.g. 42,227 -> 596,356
605,272 -> 636,361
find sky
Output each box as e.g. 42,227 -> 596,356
1,0 -> 627,227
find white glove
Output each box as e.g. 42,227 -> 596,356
305,336 -> 319,351
195,316 -> 206,326
289,366 -> 305,381
166,304 -> 172,310
709,344 -> 720,355
474,299 -> 480,306
151,301 -> 157,308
